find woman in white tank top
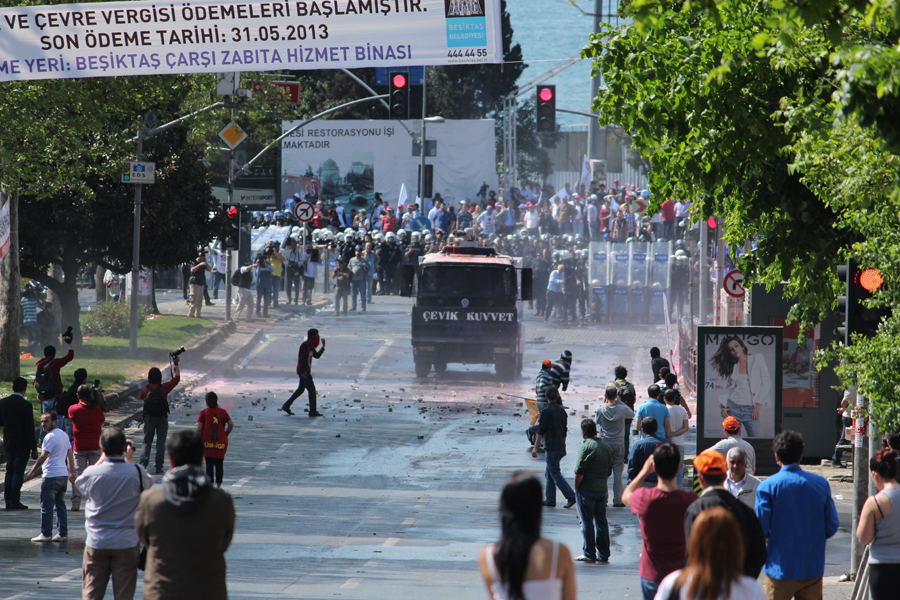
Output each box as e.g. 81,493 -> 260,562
478,473 -> 576,600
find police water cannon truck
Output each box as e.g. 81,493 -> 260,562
401,243 -> 532,380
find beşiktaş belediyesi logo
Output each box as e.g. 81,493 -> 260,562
444,0 -> 487,48
445,0 -> 485,18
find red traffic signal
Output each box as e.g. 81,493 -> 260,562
857,268 -> 883,292
536,85 -> 556,133
227,206 -> 238,218
389,71 -> 409,120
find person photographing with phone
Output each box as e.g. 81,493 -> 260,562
281,328 -> 325,417
140,351 -> 182,474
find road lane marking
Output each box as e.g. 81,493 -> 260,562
356,339 -> 394,382
382,537 -> 400,547
255,461 -> 271,470
232,477 -> 252,487
364,560 -> 381,568
276,443 -> 293,453
341,578 -> 363,589
51,568 -> 82,583
402,518 -> 416,525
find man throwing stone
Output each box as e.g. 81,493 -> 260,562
282,328 -> 325,417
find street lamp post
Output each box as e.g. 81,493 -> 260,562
419,116 -> 444,201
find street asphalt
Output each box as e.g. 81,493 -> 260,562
1,295 -> 856,599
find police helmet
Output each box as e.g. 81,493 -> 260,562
321,230 -> 334,242
398,230 -> 409,242
411,232 -> 422,242
541,233 -> 551,242
385,232 -> 397,243
344,228 -> 354,236
424,234 -> 434,243
374,232 -> 385,243
674,239 -> 687,251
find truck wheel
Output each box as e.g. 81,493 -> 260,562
496,359 -> 516,381
434,362 -> 447,375
415,359 -> 431,378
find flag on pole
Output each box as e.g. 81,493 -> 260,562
580,155 -> 591,188
398,184 -> 408,211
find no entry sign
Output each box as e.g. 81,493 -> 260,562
294,200 -> 314,223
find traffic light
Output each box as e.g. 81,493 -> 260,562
221,203 -> 240,250
536,85 -> 556,133
837,258 -> 888,345
389,72 -> 409,119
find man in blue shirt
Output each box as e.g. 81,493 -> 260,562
627,417 -> 667,485
634,385 -> 672,441
756,430 -> 839,600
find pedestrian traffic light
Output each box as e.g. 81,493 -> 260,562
536,85 -> 556,133
389,72 -> 409,119
837,258 -> 888,345
221,203 -> 240,250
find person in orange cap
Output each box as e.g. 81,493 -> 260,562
685,450 -> 767,578
710,416 -> 756,474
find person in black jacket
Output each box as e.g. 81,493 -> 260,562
0,378 -> 39,509
684,449 -> 767,578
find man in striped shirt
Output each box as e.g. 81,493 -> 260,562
21,288 -> 41,354
535,359 -> 557,413
550,350 -> 573,393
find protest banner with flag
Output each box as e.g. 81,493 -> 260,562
398,183 -> 409,211
580,155 -> 592,188
0,195 -> 10,260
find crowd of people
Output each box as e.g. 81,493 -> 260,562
217,180 -> 699,324
0,340 -> 234,599
502,347 -> 900,600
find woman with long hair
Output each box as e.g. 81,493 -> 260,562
478,472 -> 576,600
709,336 -> 771,438
655,507 -> 765,600
856,449 -> 900,600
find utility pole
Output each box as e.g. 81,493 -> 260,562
419,70 -> 427,201
851,388 -> 867,575
586,0 -> 605,161
699,218 -> 708,325
225,155 -> 234,322
128,129 -> 143,358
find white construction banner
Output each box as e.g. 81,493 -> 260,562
0,195 -> 10,260
0,0 -> 502,81
280,118 -> 497,211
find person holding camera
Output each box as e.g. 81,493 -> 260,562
76,428 -> 152,600
233,258 -> 256,323
140,356 -> 181,475
284,238 -> 304,305
254,254 -> 274,319
281,328 -> 325,417
68,383 -> 106,512
35,333 -> 74,445
56,367 -> 88,444
331,259 -> 352,317
188,252 -> 211,318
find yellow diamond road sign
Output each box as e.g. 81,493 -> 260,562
218,121 -> 247,149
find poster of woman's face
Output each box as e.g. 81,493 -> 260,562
699,328 -> 782,439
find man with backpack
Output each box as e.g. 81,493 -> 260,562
35,337 -> 74,445
232,258 -> 255,323
610,365 -> 637,459
140,356 -> 181,474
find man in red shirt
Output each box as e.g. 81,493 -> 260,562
281,329 -> 326,417
35,339 -> 74,445
380,207 -> 398,232
139,357 -> 181,474
624,442 -> 698,600
660,199 -> 676,241
313,200 -> 330,229
68,384 -> 106,511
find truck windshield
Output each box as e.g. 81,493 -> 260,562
420,266 -> 516,299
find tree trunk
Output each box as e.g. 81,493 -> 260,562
95,265 -> 106,306
46,263 -> 63,338
21,258 -> 83,351
0,190 -> 21,380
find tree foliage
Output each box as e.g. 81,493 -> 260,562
583,0 -> 900,432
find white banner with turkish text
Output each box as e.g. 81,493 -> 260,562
0,195 -> 10,260
0,0 -> 502,81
